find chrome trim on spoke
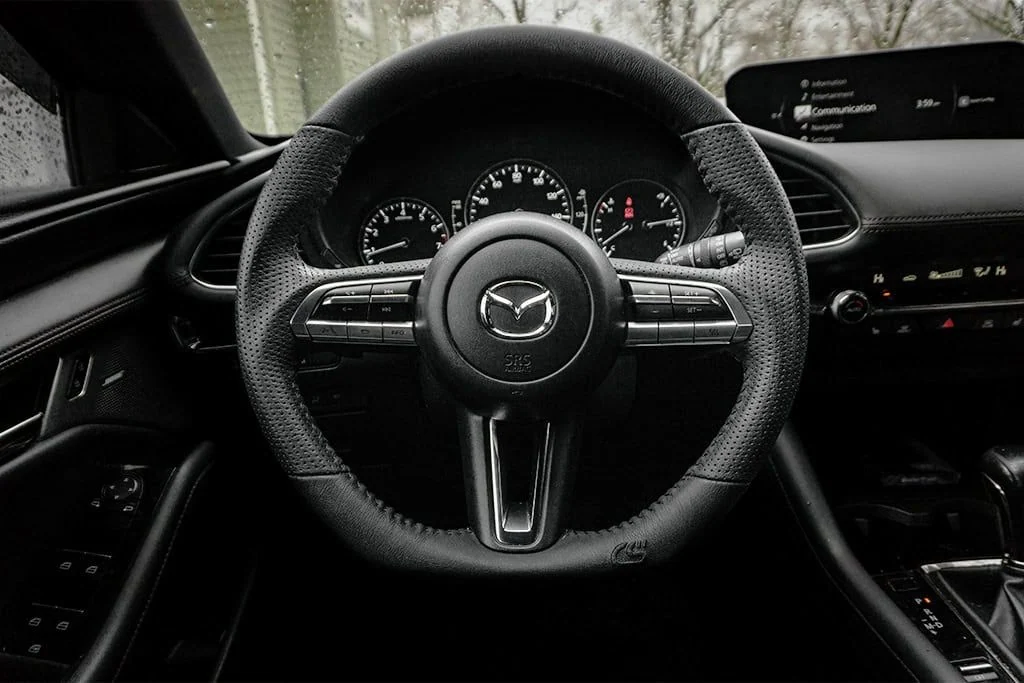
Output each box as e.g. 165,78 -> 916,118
488,419 -> 554,548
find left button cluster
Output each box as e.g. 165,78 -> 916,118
298,279 -> 418,346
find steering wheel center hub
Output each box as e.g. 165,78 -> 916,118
447,238 -> 590,381
416,213 -> 623,412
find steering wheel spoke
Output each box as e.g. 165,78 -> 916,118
289,264 -> 428,348
614,267 -> 753,350
458,407 -> 581,552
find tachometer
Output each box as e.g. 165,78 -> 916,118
590,180 -> 685,261
359,198 -> 450,265
465,160 -> 574,226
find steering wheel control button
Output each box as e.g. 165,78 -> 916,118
693,320 -> 737,343
619,276 -> 752,346
380,322 -> 415,345
658,321 -> 695,343
633,299 -> 673,320
625,322 -> 659,346
307,322 -> 348,341
347,322 -> 384,342
369,282 -> 414,321
294,278 -> 421,347
371,281 -> 413,296
317,285 -> 372,320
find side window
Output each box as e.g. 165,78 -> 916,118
0,23 -> 70,205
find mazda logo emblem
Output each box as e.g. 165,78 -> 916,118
479,280 -> 555,340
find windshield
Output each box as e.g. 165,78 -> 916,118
181,0 -> 1023,136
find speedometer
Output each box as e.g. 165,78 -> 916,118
465,160 -> 574,226
359,198 -> 449,265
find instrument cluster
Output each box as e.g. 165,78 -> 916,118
358,159 -> 687,265
314,80 -> 718,269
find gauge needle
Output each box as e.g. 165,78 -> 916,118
643,218 -> 680,229
600,223 -> 632,247
364,239 -> 410,259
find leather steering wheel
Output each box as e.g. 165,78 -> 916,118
235,26 -> 808,575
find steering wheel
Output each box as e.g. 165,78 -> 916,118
235,26 -> 808,575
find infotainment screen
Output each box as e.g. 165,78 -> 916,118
725,42 -> 1024,143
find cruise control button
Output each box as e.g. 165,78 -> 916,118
381,322 -> 415,345
670,284 -> 719,300
659,321 -> 694,343
624,322 -> 659,346
692,320 -> 735,343
673,298 -> 728,321
347,322 -> 383,342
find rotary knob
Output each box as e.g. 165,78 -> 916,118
829,290 -> 870,324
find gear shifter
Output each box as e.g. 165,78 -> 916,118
981,446 -> 1024,573
969,446 -> 1024,656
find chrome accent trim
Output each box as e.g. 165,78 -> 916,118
630,294 -> 672,305
766,154 -> 862,252
810,298 -> 1024,317
487,419 -> 554,547
478,280 -> 555,340
873,298 -> 1024,317
920,558 -> 1003,573
68,355 -> 93,401
0,412 -> 42,446
187,198 -> 257,292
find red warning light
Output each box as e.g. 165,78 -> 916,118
624,207 -> 634,219
625,197 -> 634,206
941,317 -> 955,329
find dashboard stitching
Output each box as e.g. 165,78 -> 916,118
862,211 -> 1024,226
0,289 -> 147,374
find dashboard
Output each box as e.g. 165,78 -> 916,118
312,81 -> 720,267
172,43 -> 1024,377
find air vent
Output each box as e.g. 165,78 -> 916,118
769,158 -> 858,247
191,202 -> 253,288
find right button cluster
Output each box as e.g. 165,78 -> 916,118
621,277 -> 752,346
